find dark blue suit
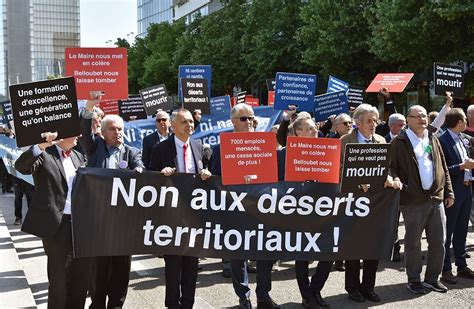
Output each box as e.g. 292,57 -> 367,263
79,115 -> 144,309
210,145 -> 274,302
277,149 -> 333,300
150,135 -> 205,309
438,130 -> 472,272
142,131 -> 170,169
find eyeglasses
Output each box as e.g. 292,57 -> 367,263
235,116 -> 254,122
337,121 -> 352,126
407,115 -> 427,120
156,118 -> 168,123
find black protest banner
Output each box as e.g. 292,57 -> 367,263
9,77 -> 79,147
118,96 -> 147,121
139,84 -> 173,116
236,91 -> 247,104
181,78 -> 210,114
0,100 -> 13,129
72,168 -> 399,260
341,143 -> 390,193
347,87 -> 364,108
434,63 -> 464,98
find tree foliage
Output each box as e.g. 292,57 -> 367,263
118,0 -> 473,99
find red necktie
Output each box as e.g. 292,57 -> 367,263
62,149 -> 72,158
183,143 -> 188,173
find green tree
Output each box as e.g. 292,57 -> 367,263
298,0 -> 387,86
366,1 -> 474,72
241,0 -> 306,89
189,0 -> 249,95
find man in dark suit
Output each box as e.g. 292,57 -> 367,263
438,108 -> 474,284
15,132 -> 90,308
326,113 -> 352,139
384,113 -> 406,143
142,109 -> 171,169
340,104 -> 401,303
149,108 -> 211,309
80,94 -> 144,309
277,116 -> 331,309
210,103 -> 280,309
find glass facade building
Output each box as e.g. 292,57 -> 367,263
137,0 -> 173,37
0,0 -> 80,101
137,0 -> 223,37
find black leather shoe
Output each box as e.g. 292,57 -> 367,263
441,270 -> 457,284
361,290 -> 381,302
239,298 -> 252,309
302,297 -> 319,309
314,292 -> 328,307
457,266 -> 474,279
257,298 -> 280,309
348,291 -> 365,302
334,261 -> 345,271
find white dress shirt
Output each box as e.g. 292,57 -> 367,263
406,128 -> 434,190
174,136 -> 195,173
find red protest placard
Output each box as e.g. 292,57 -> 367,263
99,99 -> 119,115
65,47 -> 128,100
366,73 -> 414,93
268,91 -> 275,106
220,132 -> 278,185
245,96 -> 259,107
285,137 -> 341,183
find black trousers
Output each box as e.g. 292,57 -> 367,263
345,259 -> 379,293
295,260 -> 333,299
164,255 -> 198,309
13,177 -> 34,218
42,217 -> 90,309
90,255 -> 131,309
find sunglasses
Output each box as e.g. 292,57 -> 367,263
156,118 -> 168,123
337,121 -> 352,126
236,116 -> 254,122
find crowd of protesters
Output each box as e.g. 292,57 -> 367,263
5,88 -> 474,309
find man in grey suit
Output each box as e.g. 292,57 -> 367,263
80,94 -> 144,309
15,132 -> 90,308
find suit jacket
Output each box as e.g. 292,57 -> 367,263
15,146 -> 85,239
79,116 -> 144,170
439,130 -> 472,201
142,131 -> 169,169
390,129 -> 453,204
384,133 -> 392,143
149,135 -> 205,173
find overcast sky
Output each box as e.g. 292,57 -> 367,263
80,0 -> 137,47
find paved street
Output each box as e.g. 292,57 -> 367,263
1,191 -> 473,308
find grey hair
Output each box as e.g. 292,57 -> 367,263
293,117 -> 315,134
388,113 -> 406,126
295,111 -> 312,120
230,103 -> 254,118
101,114 -> 124,132
156,110 -> 170,119
467,104 -> 474,117
352,103 -> 379,123
334,113 -> 351,123
170,108 -> 192,122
